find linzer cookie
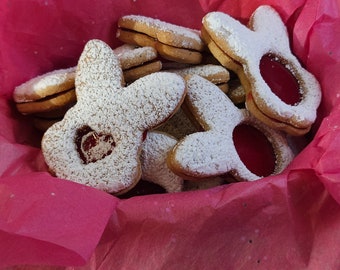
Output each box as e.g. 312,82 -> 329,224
15,88 -> 76,115
202,5 -> 322,135
13,67 -> 76,115
41,39 -> 186,194
13,67 -> 76,103
166,64 -> 230,92
141,131 -> 183,193
117,15 -> 205,64
167,75 -> 294,181
113,44 -> 162,83
13,67 -> 77,131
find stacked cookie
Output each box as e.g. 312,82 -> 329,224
13,67 -> 77,131
117,15 -> 205,64
13,5 -> 321,196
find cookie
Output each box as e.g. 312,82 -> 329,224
167,75 -> 294,181
141,131 -> 183,193
33,104 -> 75,119
117,15 -> 205,64
245,92 -> 311,136
200,26 -> 243,74
41,39 -> 187,194
15,88 -> 76,115
202,6 -> 322,135
32,105 -> 75,132
113,44 -> 162,83
13,66 -> 76,117
166,64 -> 230,91
123,61 -> 162,83
13,67 -> 76,103
159,65 -> 229,140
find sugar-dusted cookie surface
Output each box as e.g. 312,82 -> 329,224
202,5 -> 322,135
166,64 -> 230,86
13,67 -> 77,118
141,131 -> 183,193
42,39 -> 186,194
15,88 -> 76,115
113,44 -> 158,69
167,75 -> 294,181
113,44 -> 162,83
13,67 -> 76,103
117,15 -> 205,64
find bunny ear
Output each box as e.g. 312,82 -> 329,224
249,5 -> 289,48
185,75 -> 241,132
123,72 -> 186,130
203,12 -> 257,62
75,39 -> 124,98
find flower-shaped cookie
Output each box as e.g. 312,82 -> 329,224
167,75 -> 294,181
202,5 -> 322,135
42,39 -> 186,194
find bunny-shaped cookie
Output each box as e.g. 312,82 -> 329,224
167,75 -> 294,181
42,39 -> 186,194
202,5 -> 321,135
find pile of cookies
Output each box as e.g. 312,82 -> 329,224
13,5 -> 321,196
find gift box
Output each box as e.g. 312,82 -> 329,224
1,0 -> 340,269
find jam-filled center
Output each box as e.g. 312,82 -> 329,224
232,124 -> 276,177
75,125 -> 115,164
260,53 -> 301,105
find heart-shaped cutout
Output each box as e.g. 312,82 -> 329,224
75,126 -> 116,164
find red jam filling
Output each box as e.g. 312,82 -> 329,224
260,53 -> 301,105
232,124 -> 276,177
75,126 -> 115,164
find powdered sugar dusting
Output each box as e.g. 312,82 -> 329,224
203,6 -> 321,127
167,64 -> 230,84
120,15 -> 204,50
113,44 -> 157,69
141,131 -> 183,192
42,39 -> 186,194
169,75 -> 293,180
13,67 -> 76,102
33,67 -> 75,91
